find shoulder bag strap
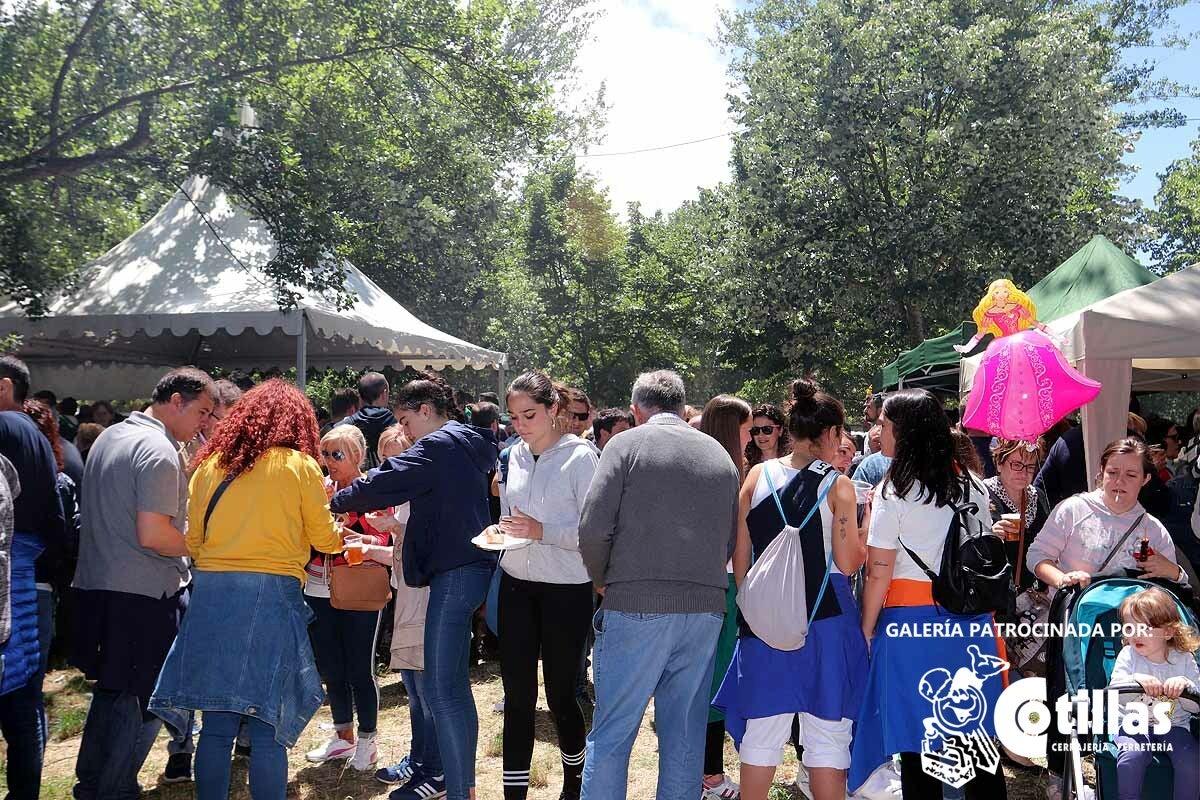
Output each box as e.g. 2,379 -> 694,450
761,461 -> 790,525
202,477 -> 235,543
806,470 -> 840,626
897,480 -> 972,582
1095,513 -> 1146,574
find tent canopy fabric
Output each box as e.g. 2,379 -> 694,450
879,235 -> 1152,391
961,263 -> 1200,485
0,176 -> 506,400
1025,234 -> 1157,323
878,322 -> 977,391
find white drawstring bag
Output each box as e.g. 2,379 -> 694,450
736,462 -> 835,651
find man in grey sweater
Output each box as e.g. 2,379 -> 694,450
578,370 -> 740,800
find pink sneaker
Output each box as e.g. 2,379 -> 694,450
305,735 -> 356,763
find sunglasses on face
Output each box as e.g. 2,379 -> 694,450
570,411 -> 590,422
322,449 -> 347,462
749,425 -> 778,436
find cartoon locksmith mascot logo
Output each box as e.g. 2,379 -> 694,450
917,644 -> 1009,787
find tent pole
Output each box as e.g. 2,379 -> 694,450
296,315 -> 307,392
498,365 -> 507,411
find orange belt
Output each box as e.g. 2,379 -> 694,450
885,578 -> 934,608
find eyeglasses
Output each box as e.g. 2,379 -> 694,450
1004,461 -> 1038,474
749,425 -> 778,436
322,449 -> 347,462
570,411 -> 590,422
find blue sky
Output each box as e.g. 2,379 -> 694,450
1117,3 -> 1200,210
576,0 -> 1200,223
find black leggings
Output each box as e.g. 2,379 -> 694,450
899,751 -> 1007,799
498,572 -> 592,800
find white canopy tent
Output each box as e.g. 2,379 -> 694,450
0,176 -> 506,400
961,263 -> 1200,484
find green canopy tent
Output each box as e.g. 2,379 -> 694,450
876,235 -> 1156,391
1025,234 -> 1156,321
877,321 -> 978,392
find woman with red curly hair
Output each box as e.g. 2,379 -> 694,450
149,379 -> 345,800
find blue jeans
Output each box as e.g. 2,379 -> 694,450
195,711 -> 287,800
0,681 -> 44,800
400,669 -> 443,776
425,561 -> 492,799
73,689 -> 162,800
581,609 -> 723,800
307,595 -> 382,734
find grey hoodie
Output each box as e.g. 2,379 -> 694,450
499,434 -> 599,584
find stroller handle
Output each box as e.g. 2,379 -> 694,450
1107,681 -> 1200,713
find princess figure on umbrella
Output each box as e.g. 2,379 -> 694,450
953,279 -> 1046,354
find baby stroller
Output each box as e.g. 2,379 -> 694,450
1056,577 -> 1200,799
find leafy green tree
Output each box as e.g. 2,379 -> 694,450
721,0 -> 1189,395
0,0 -> 594,319
1151,133 -> 1200,272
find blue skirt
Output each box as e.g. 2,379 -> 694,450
848,604 -> 1008,793
712,574 -> 867,748
149,570 -> 323,748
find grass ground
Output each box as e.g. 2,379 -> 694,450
21,662 -> 1050,799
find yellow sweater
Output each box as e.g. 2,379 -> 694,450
188,447 -> 344,582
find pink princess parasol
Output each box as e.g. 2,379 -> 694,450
961,329 -> 1101,441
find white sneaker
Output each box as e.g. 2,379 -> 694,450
305,735 -> 356,763
701,775 -> 740,800
350,738 -> 378,771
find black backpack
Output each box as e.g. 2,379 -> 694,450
899,476 -> 1013,615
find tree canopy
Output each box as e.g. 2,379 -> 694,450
0,0 -> 595,317
2,0 -> 1197,411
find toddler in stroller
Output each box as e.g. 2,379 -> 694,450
1108,586 -> 1199,800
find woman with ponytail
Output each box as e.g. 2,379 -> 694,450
330,371 -> 499,800
714,379 -> 866,800
495,371 -> 598,800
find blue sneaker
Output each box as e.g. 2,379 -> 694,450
389,773 -> 446,800
375,756 -> 419,785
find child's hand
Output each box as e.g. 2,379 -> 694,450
1134,674 -> 1164,696
1162,677 -> 1191,699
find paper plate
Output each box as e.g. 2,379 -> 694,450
471,530 -> 534,552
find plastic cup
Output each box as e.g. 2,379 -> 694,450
852,480 -> 873,504
344,542 -> 365,565
1001,513 -> 1022,541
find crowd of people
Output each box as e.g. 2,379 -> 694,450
0,353 -> 1199,800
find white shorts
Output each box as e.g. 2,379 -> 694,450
739,712 -> 853,769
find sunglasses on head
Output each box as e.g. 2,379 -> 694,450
322,449 -> 347,462
749,425 -> 778,436
570,411 -> 590,421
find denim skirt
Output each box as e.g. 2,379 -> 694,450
149,570 -> 323,748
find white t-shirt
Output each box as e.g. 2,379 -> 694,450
1109,644 -> 1200,728
867,477 -> 993,582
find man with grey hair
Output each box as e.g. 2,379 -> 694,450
578,370 -> 741,800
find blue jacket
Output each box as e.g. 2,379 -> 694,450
331,421 -> 498,587
0,532 -> 45,695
